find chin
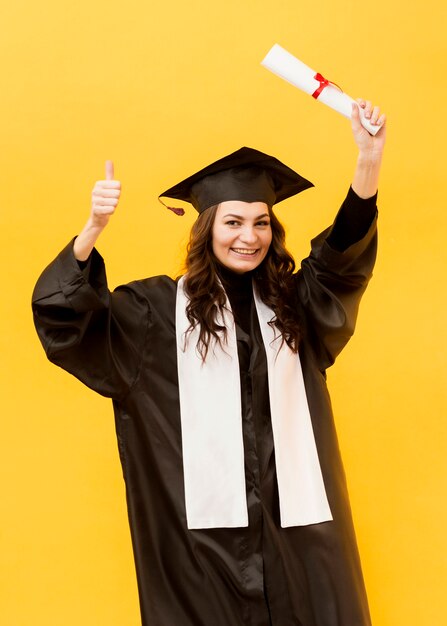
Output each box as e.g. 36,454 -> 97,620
229,258 -> 264,274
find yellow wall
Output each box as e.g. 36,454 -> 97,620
1,1 -> 446,624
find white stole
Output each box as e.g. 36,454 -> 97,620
176,275 -> 333,530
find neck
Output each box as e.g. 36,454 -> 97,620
215,262 -> 253,288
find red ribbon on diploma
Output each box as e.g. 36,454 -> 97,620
312,73 -> 343,99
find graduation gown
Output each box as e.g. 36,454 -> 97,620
32,187 -> 378,626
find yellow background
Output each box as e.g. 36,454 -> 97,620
1,1 -> 446,624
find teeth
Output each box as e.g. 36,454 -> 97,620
232,249 -> 257,255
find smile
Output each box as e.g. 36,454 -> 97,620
231,248 -> 259,256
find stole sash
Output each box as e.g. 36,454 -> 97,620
176,275 -> 333,530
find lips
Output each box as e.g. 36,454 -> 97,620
230,248 -> 258,256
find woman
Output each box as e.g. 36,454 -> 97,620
32,99 -> 386,626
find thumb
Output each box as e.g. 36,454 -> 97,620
351,102 -> 362,132
351,102 -> 360,120
105,160 -> 114,180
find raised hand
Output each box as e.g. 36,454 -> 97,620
90,160 -> 122,228
350,101 -> 387,198
351,99 -> 386,159
73,160 -> 121,261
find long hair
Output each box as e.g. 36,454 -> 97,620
183,204 -> 300,360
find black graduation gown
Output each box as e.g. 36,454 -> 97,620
32,187 -> 378,626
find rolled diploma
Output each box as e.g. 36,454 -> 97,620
261,44 -> 382,136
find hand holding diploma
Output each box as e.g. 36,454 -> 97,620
73,160 -> 122,261
261,43 -> 386,198
261,44 -> 384,136
351,100 -> 386,198
351,98 -> 386,156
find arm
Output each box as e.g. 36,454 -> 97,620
351,98 -> 386,199
328,100 -> 386,252
73,159 -> 121,261
32,162 -> 149,400
296,100 -> 386,370
327,100 -> 386,252
297,190 -> 377,370
32,241 -> 150,400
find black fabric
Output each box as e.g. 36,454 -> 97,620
216,263 -> 254,333
327,186 -> 377,252
32,187 -> 378,626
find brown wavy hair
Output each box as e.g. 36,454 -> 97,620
183,204 -> 301,360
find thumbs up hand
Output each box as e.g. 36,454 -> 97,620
73,160 -> 121,261
90,160 -> 121,228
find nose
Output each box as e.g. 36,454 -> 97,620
239,226 -> 258,245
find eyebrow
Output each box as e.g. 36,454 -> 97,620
222,213 -> 270,220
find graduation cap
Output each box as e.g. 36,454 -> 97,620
159,147 -> 314,215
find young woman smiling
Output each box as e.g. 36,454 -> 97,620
33,99 -> 386,626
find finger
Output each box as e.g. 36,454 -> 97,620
351,103 -> 364,136
370,106 -> 381,125
92,188 -> 121,199
92,196 -> 119,207
351,102 -> 362,125
363,101 -> 373,118
105,160 -> 114,181
94,180 -> 121,190
356,98 -> 366,108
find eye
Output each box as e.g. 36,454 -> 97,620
256,220 -> 270,227
225,220 -> 241,226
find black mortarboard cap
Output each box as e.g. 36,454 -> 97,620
159,146 -> 314,215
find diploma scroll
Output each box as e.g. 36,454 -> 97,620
261,44 -> 382,136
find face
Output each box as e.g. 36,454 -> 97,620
211,200 -> 272,274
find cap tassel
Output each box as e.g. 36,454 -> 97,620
158,196 -> 185,216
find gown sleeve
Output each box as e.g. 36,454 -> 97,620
295,186 -> 378,371
31,239 -> 151,400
